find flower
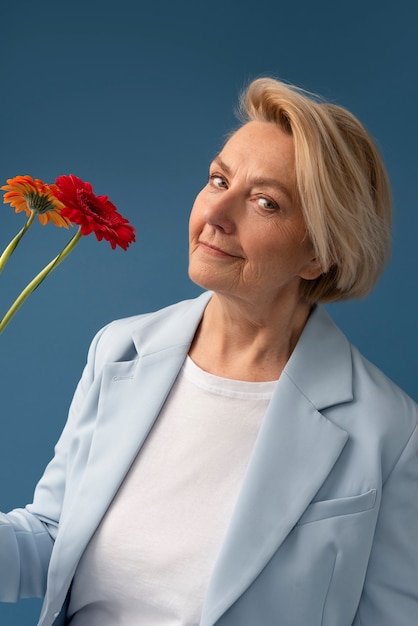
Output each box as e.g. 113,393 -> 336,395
1,175 -> 71,228
54,175 -> 136,250
0,173 -> 136,335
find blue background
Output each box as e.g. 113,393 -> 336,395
0,0 -> 417,623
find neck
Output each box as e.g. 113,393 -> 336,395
189,292 -> 313,381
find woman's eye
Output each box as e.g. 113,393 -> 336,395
257,196 -> 278,211
210,174 -> 228,189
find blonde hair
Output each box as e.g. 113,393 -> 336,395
238,78 -> 392,302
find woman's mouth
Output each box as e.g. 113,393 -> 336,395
198,241 -> 238,258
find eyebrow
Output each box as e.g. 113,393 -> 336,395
211,155 -> 294,202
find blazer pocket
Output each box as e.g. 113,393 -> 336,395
296,489 -> 377,526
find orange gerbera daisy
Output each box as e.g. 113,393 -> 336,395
1,175 -> 72,228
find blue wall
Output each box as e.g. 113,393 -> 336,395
0,0 -> 417,622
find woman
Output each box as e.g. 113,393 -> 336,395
0,78 -> 417,625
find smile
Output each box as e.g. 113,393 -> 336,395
198,241 -> 239,258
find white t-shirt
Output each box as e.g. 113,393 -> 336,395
68,357 -> 276,625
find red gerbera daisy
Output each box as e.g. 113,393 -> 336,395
54,175 -> 136,250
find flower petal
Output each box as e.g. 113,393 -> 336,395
54,175 -> 136,249
2,175 -> 71,228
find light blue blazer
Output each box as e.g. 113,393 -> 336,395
1,292 -> 418,625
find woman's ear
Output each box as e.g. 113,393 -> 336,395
299,256 -> 323,281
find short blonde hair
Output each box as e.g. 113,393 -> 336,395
238,77 -> 392,303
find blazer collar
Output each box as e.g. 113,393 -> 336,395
284,302 -> 353,409
131,291 -> 213,357
132,294 -> 353,410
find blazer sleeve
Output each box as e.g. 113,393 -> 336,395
352,418 -> 418,625
0,324 -> 108,602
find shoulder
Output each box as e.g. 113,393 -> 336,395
350,343 -> 416,407
308,305 -> 418,426
321,319 -> 418,481
301,306 -> 418,470
349,342 -> 418,442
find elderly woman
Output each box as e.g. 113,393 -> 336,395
0,78 -> 417,626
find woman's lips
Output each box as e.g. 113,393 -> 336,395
198,241 -> 239,258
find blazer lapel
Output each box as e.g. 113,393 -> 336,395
200,306 -> 352,626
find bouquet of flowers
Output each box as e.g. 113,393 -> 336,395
0,174 -> 136,334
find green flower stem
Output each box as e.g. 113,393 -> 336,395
0,211 -> 37,274
0,228 -> 83,335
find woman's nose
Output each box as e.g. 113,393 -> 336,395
203,189 -> 239,234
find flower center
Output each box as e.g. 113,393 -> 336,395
25,192 -> 56,214
76,188 -> 103,215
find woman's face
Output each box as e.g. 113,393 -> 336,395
188,121 -> 320,310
